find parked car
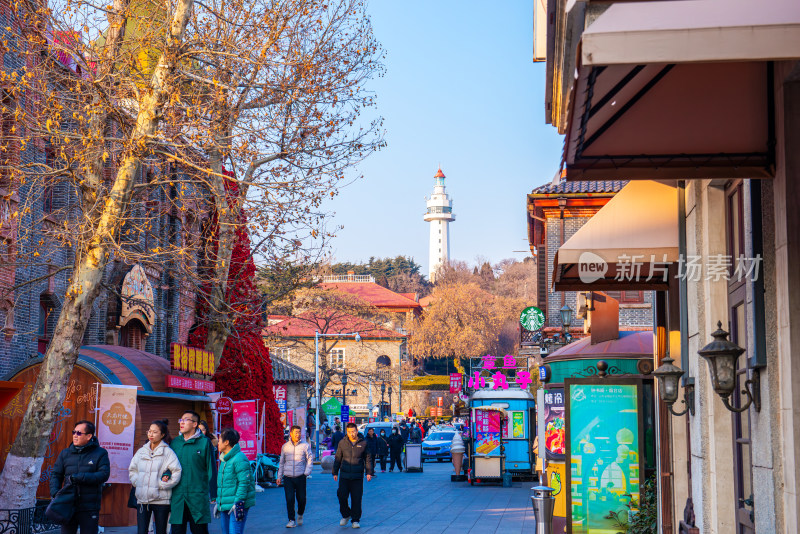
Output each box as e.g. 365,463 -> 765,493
421,430 -> 456,462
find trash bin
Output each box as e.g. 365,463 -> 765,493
530,486 -> 555,534
405,443 -> 423,472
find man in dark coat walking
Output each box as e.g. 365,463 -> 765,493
386,428 -> 404,472
50,420 -> 111,534
331,425 -> 344,452
399,421 -> 409,443
333,423 -> 373,529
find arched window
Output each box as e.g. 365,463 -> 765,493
376,355 -> 391,380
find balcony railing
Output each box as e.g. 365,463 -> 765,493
322,274 -> 375,283
426,206 -> 452,214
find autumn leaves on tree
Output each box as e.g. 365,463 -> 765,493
409,260 -> 535,373
0,0 -> 383,508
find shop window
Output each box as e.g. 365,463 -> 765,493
43,146 -> 56,215
0,95 -> 15,192
726,179 -> 753,533
329,348 -> 345,370
38,296 -> 54,353
604,290 -> 644,304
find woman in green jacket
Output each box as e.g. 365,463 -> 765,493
217,428 -> 256,534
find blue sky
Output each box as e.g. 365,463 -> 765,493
321,1 -> 563,275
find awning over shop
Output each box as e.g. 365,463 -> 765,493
553,181 -> 678,291
563,0 -> 800,181
321,396 -> 342,416
582,0 -> 800,66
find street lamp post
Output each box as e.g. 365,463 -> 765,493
342,371 -> 348,407
388,386 -> 393,417
314,330 -> 361,460
380,381 -> 386,419
560,305 -> 573,342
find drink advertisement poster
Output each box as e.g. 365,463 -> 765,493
474,409 -> 502,456
449,373 -> 462,394
566,381 -> 642,534
96,384 -> 138,483
233,400 -> 258,460
511,411 -> 526,439
543,388 -> 566,459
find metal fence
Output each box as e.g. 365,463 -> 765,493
0,503 -> 59,534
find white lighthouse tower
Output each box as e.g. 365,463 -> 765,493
424,167 -> 455,281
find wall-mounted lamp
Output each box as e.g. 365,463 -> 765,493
652,355 -> 695,416
698,321 -> 760,413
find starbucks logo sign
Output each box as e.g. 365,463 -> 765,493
519,306 -> 544,331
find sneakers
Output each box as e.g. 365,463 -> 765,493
381,470 -> 386,473
340,517 -> 350,526
286,520 -> 296,528
352,522 -> 360,529
297,515 -> 303,526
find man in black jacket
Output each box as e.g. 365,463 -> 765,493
333,423 -> 373,529
386,428 -> 404,472
331,425 -> 344,452
50,420 -> 111,534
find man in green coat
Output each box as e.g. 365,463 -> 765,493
217,428 -> 256,533
170,410 -> 214,534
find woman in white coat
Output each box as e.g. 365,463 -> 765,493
129,420 -> 183,534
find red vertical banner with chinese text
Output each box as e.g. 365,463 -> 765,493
233,400 -> 258,460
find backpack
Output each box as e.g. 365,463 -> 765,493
411,426 -> 421,441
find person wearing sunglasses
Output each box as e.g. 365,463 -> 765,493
50,420 -> 110,534
170,411 -> 215,534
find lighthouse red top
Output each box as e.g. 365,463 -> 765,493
434,168 -> 446,178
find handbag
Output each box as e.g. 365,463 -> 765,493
45,482 -> 77,525
127,486 -> 137,509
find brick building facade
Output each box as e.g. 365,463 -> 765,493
0,163 -> 204,377
527,178 -> 653,331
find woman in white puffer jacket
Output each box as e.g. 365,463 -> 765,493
129,420 -> 183,534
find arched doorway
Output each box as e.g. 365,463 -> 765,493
120,318 -> 147,350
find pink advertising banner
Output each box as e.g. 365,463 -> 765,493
96,384 -> 138,483
233,400 -> 258,460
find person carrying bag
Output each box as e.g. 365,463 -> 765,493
216,428 -> 256,534
129,420 -> 183,534
49,420 -> 110,534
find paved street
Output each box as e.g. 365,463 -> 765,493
106,462 -> 537,533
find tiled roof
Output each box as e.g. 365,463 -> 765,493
263,311 -> 404,339
531,179 -> 627,195
271,356 -> 314,383
319,282 -> 422,310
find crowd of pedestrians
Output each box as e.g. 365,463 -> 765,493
49,413 -> 446,532
49,412 -> 257,534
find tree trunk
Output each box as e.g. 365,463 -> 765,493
0,0 -> 194,509
203,136 -> 241,366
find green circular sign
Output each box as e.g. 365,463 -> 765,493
520,306 -> 545,331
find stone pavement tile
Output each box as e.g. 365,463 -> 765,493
103,462 -> 537,534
